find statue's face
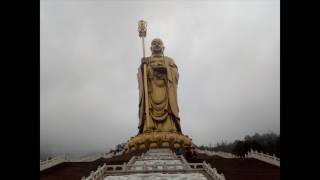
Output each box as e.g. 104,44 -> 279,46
151,39 -> 164,54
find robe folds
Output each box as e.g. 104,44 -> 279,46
137,56 -> 181,133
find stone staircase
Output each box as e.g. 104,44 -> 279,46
82,148 -> 225,180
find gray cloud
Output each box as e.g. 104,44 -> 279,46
40,0 -> 279,158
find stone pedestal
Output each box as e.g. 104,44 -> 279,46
124,131 -> 192,153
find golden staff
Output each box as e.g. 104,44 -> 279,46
138,20 -> 154,132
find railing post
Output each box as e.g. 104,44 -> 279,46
123,162 -> 127,171
221,173 -> 226,180
208,162 -> 212,168
202,161 -> 207,171
183,163 -> 188,170
143,162 -> 146,171
163,162 -> 167,170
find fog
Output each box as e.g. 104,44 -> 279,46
40,0 -> 279,159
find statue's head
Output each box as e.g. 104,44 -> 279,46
151,38 -> 165,55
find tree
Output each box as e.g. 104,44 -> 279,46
232,140 -> 246,157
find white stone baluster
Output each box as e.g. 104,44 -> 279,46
123,162 -> 127,171
163,162 -> 167,170
143,162 -> 146,171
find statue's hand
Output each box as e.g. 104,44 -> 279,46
141,57 -> 148,64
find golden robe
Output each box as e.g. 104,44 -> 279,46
137,56 -> 181,134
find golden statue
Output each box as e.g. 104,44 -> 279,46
124,20 -> 192,152
138,38 -> 181,134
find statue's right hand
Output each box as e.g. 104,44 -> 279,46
141,57 -> 148,64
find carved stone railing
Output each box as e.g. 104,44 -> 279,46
40,155 -> 67,171
127,156 -> 136,165
203,161 -> 226,180
196,149 -> 240,158
69,150 -> 124,162
177,154 -> 191,167
81,161 -> 225,180
40,150 -> 124,171
81,164 -> 107,180
245,149 -> 280,167
136,153 -> 179,161
70,153 -> 106,162
197,148 -> 280,167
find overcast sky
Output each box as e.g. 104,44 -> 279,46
40,0 -> 279,158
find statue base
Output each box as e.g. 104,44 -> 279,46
124,131 -> 193,153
